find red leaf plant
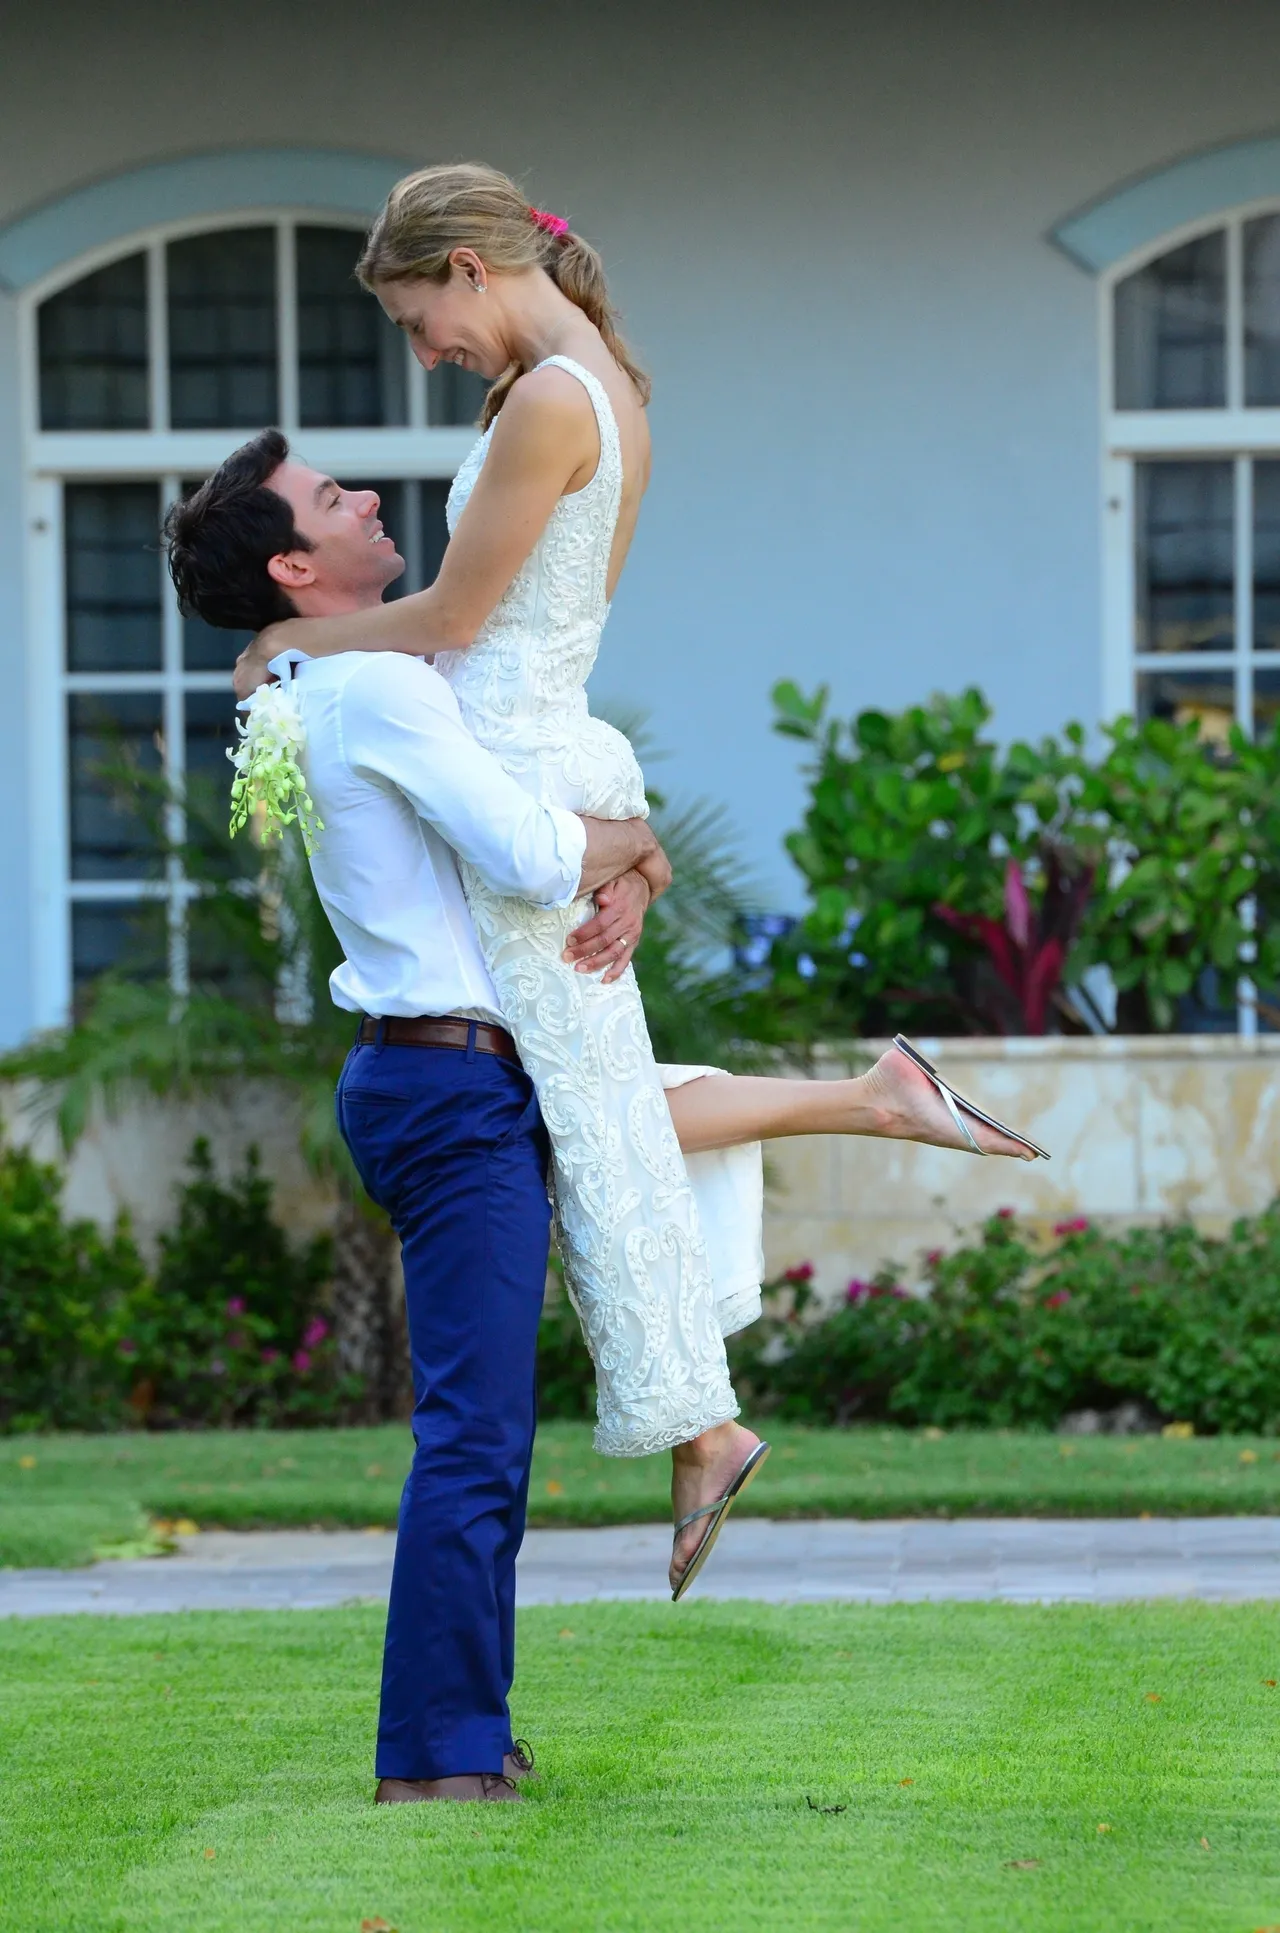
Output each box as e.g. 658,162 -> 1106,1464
932,845 -> 1094,1036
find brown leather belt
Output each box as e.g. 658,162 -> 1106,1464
356,1015 -> 520,1064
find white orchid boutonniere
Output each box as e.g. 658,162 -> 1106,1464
228,681 -> 324,855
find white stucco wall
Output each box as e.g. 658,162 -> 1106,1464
4,0 -> 1280,1041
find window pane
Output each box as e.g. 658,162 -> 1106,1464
64,483 -> 162,672
1254,667 -> 1280,740
1114,232 -> 1226,410
39,254 -> 148,430
420,478 -> 451,584
1136,666 -> 1237,744
1135,460 -> 1234,655
177,478 -> 255,669
183,689 -> 240,864
168,228 -> 277,428
68,692 -> 164,880
71,902 -> 166,993
428,364 -> 489,427
1245,215 -> 1280,405
297,226 -> 406,428
1253,461 -> 1280,652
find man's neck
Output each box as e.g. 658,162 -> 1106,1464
290,586 -> 386,619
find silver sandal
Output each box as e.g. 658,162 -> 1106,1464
892,1035 -> 1050,1161
671,1440 -> 771,1603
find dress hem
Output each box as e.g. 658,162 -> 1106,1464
592,1396 -> 741,1461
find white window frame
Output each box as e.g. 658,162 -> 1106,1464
1099,199 -> 1280,1036
21,209 -> 475,1028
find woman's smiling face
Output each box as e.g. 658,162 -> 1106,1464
375,257 -> 510,381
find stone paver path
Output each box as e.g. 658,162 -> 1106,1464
4,1517 -> 1280,1617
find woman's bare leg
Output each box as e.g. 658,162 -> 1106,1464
665,1046 -> 1036,1160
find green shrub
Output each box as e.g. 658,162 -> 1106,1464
0,1140 -> 145,1432
737,1206 -> 1280,1434
120,1139 -> 346,1428
769,683 -> 1280,1036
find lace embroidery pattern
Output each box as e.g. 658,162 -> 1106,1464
441,356 -> 740,1457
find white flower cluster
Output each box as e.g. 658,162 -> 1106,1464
227,682 -> 324,855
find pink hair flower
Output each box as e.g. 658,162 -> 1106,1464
529,207 -> 569,238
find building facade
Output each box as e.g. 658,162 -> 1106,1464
4,0 -> 1280,1044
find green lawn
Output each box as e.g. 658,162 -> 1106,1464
6,1423 -> 1280,1569
3,1599 -> 1279,1932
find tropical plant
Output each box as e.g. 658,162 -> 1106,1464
0,766 -> 400,1418
769,682 -> 1280,1035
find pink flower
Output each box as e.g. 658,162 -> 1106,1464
925,1249 -> 943,1268
118,1338 -> 137,1357
1044,1289 -> 1072,1309
301,1316 -> 329,1350
260,1348 -> 280,1365
226,1296 -> 247,1317
996,1207 -> 1016,1221
846,1279 -> 871,1303
292,1349 -> 312,1374
784,1263 -> 814,1284
1054,1217 -> 1090,1237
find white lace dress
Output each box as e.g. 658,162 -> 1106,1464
437,354 -> 763,1458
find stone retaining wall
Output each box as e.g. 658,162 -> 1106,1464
8,1035 -> 1279,1308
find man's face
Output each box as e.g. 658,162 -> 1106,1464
265,460 -> 405,607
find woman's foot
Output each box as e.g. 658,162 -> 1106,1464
669,1420 -> 761,1593
852,1047 -> 1038,1160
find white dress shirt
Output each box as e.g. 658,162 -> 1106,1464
269,649 -> 587,1022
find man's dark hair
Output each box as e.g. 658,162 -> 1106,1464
163,428 -> 313,631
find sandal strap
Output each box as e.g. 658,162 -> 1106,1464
935,1080 -> 984,1157
673,1497 -> 726,1535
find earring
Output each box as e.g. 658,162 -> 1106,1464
474,281 -> 487,294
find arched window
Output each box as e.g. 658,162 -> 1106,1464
24,213 -> 485,1015
1103,207 -> 1280,743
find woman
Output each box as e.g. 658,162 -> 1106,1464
233,163 -> 1043,1596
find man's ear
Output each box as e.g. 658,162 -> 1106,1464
266,550 -> 319,591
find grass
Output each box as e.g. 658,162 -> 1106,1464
7,1422 -> 1280,1569
3,1599 -> 1280,1931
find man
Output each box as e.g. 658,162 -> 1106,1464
165,430 -> 664,1804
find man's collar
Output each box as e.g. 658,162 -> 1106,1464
266,647 -> 312,686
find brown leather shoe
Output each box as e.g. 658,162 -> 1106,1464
504,1738 -> 539,1782
375,1774 -> 521,1804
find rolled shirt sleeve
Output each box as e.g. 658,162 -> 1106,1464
338,653 -> 585,907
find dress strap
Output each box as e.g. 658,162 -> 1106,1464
532,354 -> 623,499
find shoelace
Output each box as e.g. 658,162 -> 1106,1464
509,1737 -> 536,1775
481,1773 -> 519,1797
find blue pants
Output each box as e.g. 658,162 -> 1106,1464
335,1033 -> 551,1780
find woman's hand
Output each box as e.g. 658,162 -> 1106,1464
563,870 -> 651,982
232,629 -> 286,702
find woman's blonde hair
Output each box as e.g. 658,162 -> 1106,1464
357,162 -> 650,429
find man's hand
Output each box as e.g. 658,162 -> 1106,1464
563,870 -> 651,982
233,628 -> 286,702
